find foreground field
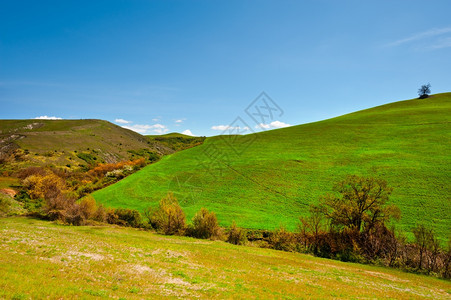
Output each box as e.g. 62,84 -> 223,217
93,93 -> 451,240
0,217 -> 450,299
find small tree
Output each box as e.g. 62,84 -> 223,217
298,206 -> 327,251
149,193 -> 186,235
413,224 -> 434,270
418,83 -> 431,99
315,175 -> 400,232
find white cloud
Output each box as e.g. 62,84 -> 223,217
152,118 -> 160,122
255,120 -> 291,129
115,118 -> 131,124
211,125 -> 240,131
211,125 -> 251,135
386,27 -> 451,47
34,115 -> 62,120
122,123 -> 169,135
182,129 -> 195,136
256,123 -> 271,129
428,37 -> 451,49
174,118 -> 186,126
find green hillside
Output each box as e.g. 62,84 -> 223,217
1,217 -> 450,299
0,119 -> 174,172
93,93 -> 451,240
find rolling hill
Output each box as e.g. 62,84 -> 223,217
0,119 -> 175,172
94,93 -> 450,240
146,132 -> 206,152
1,217 -> 449,299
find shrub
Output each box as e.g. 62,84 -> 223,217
190,208 -> 220,239
94,204 -> 107,223
148,193 -> 186,235
15,190 -> 43,214
79,196 -> 98,220
43,194 -> 83,225
0,194 -> 11,216
22,173 -> 66,200
106,208 -> 122,225
269,226 -> 297,252
227,221 -> 247,245
114,208 -> 142,227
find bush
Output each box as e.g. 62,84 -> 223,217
15,190 -> 43,214
94,204 -> 107,222
79,196 -> 98,220
22,173 -> 66,200
0,194 -> 11,216
227,221 -> 247,245
148,193 -> 186,235
190,208 -> 220,239
269,227 -> 297,252
113,208 -> 142,227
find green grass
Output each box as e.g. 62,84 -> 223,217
93,93 -> 451,241
1,217 -> 449,299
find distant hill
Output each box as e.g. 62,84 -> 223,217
93,93 -> 451,240
0,119 -> 174,172
146,133 -> 206,152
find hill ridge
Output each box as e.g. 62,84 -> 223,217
92,93 -> 450,239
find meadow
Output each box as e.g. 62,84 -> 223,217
1,217 -> 450,299
93,93 -> 451,241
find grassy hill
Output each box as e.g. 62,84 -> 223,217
0,119 -> 176,172
146,132 -> 206,152
1,217 -> 449,299
93,93 -> 451,240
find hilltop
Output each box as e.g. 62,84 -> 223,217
146,133 -> 206,152
93,93 -> 451,240
0,119 -> 176,172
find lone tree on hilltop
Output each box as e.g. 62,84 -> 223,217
418,83 -> 431,99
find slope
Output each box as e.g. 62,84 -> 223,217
1,217 -> 450,299
0,119 -> 174,171
93,93 -> 451,240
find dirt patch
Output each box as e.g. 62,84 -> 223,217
364,270 -> 409,283
67,251 -> 106,261
0,188 -> 17,197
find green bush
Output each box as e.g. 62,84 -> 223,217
0,194 -> 11,216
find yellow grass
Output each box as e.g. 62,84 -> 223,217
0,217 -> 450,299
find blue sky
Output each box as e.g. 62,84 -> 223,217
1,0 -> 450,136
